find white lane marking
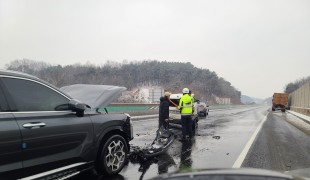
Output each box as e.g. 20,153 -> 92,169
232,114 -> 268,168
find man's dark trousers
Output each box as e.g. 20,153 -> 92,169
181,115 -> 192,138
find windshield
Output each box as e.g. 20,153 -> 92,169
1,1 -> 310,180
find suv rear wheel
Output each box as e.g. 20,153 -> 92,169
97,134 -> 128,175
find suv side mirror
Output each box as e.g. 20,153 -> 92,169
69,99 -> 90,117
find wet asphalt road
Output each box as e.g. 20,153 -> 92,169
73,105 -> 310,180
242,110 -> 310,171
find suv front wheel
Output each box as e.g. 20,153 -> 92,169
97,134 -> 128,175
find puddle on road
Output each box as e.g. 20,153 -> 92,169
125,152 -> 177,180
122,130 -> 225,180
111,115 -> 241,179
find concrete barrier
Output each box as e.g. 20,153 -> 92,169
98,103 -> 159,116
289,83 -> 310,117
102,104 -> 256,120
289,107 -> 310,117
131,114 -> 158,120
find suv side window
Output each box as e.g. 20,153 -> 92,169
0,86 -> 8,112
1,77 -> 70,111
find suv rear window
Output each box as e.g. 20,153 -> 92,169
169,99 -> 179,107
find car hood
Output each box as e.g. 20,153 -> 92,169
285,168 -> 310,179
149,168 -> 299,180
60,84 -> 126,110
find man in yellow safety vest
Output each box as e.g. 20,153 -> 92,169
178,88 -> 193,140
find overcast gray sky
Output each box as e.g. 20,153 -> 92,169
1,0 -> 310,99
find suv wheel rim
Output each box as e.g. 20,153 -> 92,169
105,139 -> 126,171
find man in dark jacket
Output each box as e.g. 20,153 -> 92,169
159,91 -> 171,129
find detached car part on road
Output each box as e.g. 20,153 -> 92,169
0,70 -> 133,179
129,127 -> 176,161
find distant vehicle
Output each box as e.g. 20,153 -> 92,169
0,70 -> 133,179
168,93 -> 199,134
272,93 -> 289,112
197,102 -> 209,117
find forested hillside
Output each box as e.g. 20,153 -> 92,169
5,59 -> 241,104
285,76 -> 310,94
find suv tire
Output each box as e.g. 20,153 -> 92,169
97,134 -> 128,175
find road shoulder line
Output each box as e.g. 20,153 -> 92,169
232,113 -> 268,168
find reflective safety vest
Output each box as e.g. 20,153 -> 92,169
191,96 -> 195,104
179,94 -> 193,115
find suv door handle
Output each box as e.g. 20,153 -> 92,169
23,122 -> 46,129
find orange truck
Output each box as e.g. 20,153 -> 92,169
272,93 -> 289,112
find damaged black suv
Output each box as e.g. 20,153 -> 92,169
0,70 -> 133,179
